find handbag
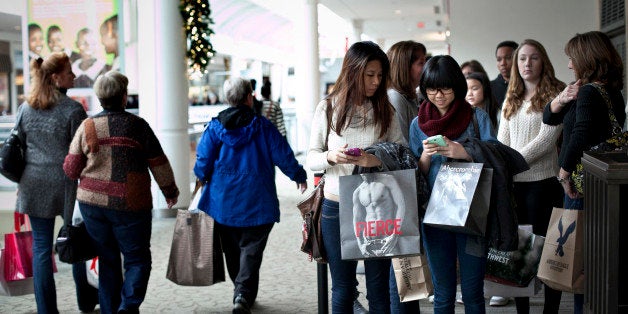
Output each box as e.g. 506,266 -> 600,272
391,255 -> 433,301
537,207 -> 584,294
166,181 -> 225,286
55,202 -> 98,263
296,176 -> 327,262
296,99 -> 333,262
0,109 -> 25,183
423,162 -> 493,236
571,83 -> 628,194
338,169 -> 421,259
485,225 -> 544,287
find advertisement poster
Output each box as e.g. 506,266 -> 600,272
338,169 -> 421,260
25,0 -> 120,112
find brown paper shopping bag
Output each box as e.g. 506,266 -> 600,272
392,255 -> 433,302
536,207 -> 584,294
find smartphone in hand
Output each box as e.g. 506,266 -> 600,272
344,147 -> 361,156
426,135 -> 447,146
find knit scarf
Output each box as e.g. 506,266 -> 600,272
418,98 -> 473,139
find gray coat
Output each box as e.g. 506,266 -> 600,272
16,95 -> 87,219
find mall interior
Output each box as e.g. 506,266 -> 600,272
0,0 -> 626,312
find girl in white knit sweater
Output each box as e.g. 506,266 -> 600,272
496,39 -> 566,314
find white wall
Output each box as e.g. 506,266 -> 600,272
449,0 -> 598,84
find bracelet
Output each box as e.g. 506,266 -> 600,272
557,93 -> 566,107
556,176 -> 569,183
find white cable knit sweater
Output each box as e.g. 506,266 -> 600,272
306,99 -> 406,198
497,100 -> 562,182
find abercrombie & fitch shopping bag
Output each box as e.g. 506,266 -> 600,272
485,225 -> 544,287
423,162 -> 492,236
339,169 -> 420,260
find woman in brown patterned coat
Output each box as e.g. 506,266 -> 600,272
64,71 -> 179,314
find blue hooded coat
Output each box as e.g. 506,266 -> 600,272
194,105 -> 307,227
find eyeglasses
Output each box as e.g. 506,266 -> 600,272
425,88 -> 454,96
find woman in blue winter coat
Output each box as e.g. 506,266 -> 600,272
194,77 -> 307,314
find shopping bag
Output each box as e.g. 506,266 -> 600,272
485,225 -> 544,287
86,257 -> 99,289
423,162 -> 492,236
0,248 -> 34,296
537,207 -> 584,294
166,184 -> 225,286
2,213 -> 57,285
339,169 -> 421,260
392,255 -> 433,301
484,277 -> 542,298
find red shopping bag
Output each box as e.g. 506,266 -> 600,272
3,213 -> 56,282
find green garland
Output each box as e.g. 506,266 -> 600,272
179,0 -> 216,74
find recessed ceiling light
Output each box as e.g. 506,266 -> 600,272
394,10 -> 401,15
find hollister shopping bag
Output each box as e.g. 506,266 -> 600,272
423,162 -> 492,236
537,207 -> 584,294
485,225 -> 544,287
339,169 -> 421,260
392,255 -> 433,301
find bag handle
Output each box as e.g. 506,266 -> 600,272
14,212 -> 31,232
588,82 -> 623,136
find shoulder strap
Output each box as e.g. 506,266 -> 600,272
472,109 -> 480,139
588,83 -> 622,135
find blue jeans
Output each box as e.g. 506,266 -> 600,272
80,203 -> 153,314
563,194 -> 584,314
321,198 -> 390,314
422,224 -> 486,314
389,263 -> 421,313
29,216 -> 59,314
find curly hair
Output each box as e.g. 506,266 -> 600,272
27,52 -> 70,110
328,41 -> 393,138
503,39 -> 565,120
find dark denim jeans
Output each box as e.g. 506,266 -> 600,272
422,224 -> 486,314
80,203 -> 152,314
29,216 -> 59,314
389,263 -> 421,313
321,198 -> 390,314
564,194 -> 584,314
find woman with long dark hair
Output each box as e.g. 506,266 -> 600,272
306,41 -> 405,313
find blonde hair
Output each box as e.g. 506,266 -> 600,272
27,52 -> 69,110
503,39 -> 565,120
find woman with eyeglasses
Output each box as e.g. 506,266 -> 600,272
409,55 -> 497,313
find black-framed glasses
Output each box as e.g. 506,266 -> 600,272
425,88 -> 454,96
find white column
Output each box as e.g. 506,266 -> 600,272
351,19 -> 363,44
137,1 -> 190,215
294,0 -> 320,154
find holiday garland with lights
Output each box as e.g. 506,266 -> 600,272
180,0 -> 216,74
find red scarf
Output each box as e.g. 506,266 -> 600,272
418,98 -> 473,139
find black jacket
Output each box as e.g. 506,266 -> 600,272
353,142 -> 430,213
461,138 -> 529,251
